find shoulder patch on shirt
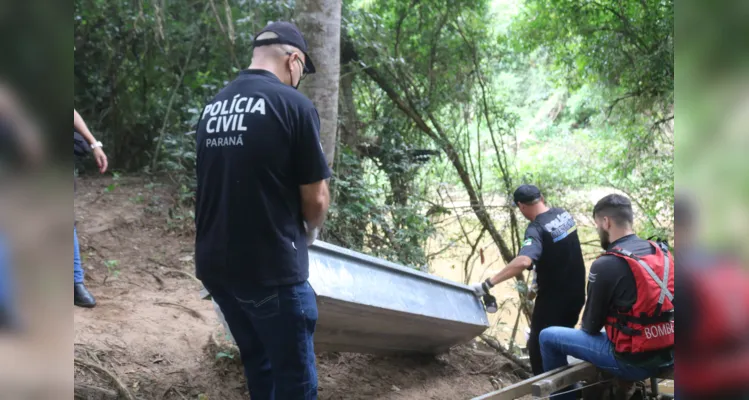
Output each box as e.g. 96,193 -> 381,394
523,238 -> 533,247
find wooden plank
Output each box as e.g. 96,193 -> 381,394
475,361 -> 674,400
471,361 -> 582,400
532,362 -> 598,398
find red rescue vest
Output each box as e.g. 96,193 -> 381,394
602,241 -> 675,355
679,261 -> 749,393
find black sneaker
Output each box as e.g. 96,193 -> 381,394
74,283 -> 96,308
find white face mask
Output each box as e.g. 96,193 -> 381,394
287,55 -> 305,90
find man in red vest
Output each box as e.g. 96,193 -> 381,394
675,195 -> 749,399
538,194 -> 674,400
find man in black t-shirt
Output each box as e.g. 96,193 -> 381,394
195,22 -> 330,400
472,184 -> 586,375
538,194 -> 674,400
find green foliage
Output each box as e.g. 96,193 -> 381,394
513,0 -> 673,109
74,0 -> 293,171
345,0 -> 495,131
103,259 -> 120,284
104,171 -> 122,193
326,148 -> 435,267
215,351 -> 234,360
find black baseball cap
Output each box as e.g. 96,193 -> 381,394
253,21 -> 317,74
513,184 -> 542,206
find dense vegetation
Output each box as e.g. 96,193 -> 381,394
74,0 -> 674,271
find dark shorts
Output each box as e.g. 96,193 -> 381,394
202,276 -> 318,400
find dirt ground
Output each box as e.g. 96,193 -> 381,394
73,176 -> 523,400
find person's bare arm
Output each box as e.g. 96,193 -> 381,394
73,109 -> 96,144
472,225 -> 542,297
74,109 -> 108,173
300,179 -> 330,229
471,255 -> 532,296
488,255 -> 532,286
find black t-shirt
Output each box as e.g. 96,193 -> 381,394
194,69 -> 331,286
518,207 -> 586,309
581,234 -> 674,367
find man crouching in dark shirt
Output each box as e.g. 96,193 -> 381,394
538,194 -> 675,400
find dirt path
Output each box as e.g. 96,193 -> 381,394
73,176 -> 521,400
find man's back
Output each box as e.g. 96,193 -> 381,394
583,234 -> 674,366
194,69 -> 330,287
525,207 -> 586,305
582,234 -> 650,332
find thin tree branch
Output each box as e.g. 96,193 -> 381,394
606,91 -> 641,118
427,12 -> 450,98
464,227 -> 487,284
393,0 -> 420,57
208,0 -> 240,69
150,20 -> 203,171
74,358 -> 135,400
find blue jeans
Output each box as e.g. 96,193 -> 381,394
540,327 -> 661,400
202,278 -> 318,400
74,227 -> 83,284
0,233 -> 16,328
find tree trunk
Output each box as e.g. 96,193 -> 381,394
295,0 -> 342,168
339,62 -> 358,149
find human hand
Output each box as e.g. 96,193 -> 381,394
303,221 -> 319,246
93,147 -> 108,173
470,278 -> 494,297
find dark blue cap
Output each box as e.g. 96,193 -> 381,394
253,21 -> 316,74
513,184 -> 542,206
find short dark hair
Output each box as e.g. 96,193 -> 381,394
593,194 -> 634,227
522,197 -> 543,206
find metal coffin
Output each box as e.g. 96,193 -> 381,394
308,241 -> 489,354
202,241 -> 489,355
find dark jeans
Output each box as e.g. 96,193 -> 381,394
528,298 -> 583,375
202,277 -> 318,400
